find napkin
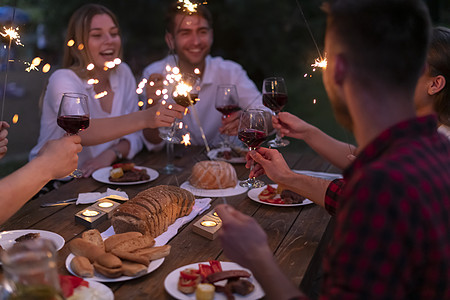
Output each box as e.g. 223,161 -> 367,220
101,198 -> 212,245
76,188 -> 129,205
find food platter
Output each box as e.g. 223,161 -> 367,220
164,261 -> 265,300
180,181 -> 248,197
65,253 -> 164,283
207,147 -> 247,164
247,184 -> 313,207
0,229 -> 65,251
92,166 -> 159,185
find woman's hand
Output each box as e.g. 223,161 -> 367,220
144,101 -> 184,128
219,111 -> 241,136
0,121 -> 10,160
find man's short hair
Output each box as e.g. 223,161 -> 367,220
428,27 -> 450,126
165,2 -> 213,34
324,0 -> 431,91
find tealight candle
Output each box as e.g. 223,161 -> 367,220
98,202 -> 113,208
201,220 -> 217,227
82,209 -> 99,217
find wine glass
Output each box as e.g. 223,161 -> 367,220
262,77 -> 289,148
238,109 -> 268,188
57,92 -> 89,178
215,84 -> 241,149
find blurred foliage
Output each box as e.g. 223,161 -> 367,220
2,0 -> 450,150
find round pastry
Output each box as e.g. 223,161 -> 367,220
190,161 -> 237,189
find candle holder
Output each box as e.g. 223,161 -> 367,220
94,199 -> 121,218
192,209 -> 222,240
75,207 -> 107,228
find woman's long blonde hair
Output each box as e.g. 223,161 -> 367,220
63,4 -> 122,79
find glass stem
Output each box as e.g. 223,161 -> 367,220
166,141 -> 174,169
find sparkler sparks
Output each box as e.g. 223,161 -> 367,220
177,0 -> 207,13
181,133 -> 191,146
311,57 -> 327,70
1,27 -> 23,46
12,114 -> 19,124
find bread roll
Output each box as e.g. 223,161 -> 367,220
121,261 -> 148,277
111,249 -> 150,266
69,238 -> 105,263
82,229 -> 104,251
112,185 -> 195,238
93,262 -> 122,278
70,256 -> 94,278
132,245 -> 171,261
104,232 -> 143,252
189,161 -> 237,189
95,253 -> 122,269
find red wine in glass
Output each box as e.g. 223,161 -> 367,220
262,77 -> 289,148
238,109 -> 267,188
57,93 -> 89,178
216,104 -> 241,117
238,129 -> 267,149
215,85 -> 240,149
263,92 -> 288,113
173,93 -> 199,107
57,115 -> 89,135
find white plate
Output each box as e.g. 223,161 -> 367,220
247,184 -> 313,207
92,166 -> 159,185
207,147 -> 247,164
293,170 -> 342,180
164,261 -> 265,300
180,181 -> 248,197
66,254 -> 164,283
0,229 -> 65,251
68,280 -> 114,300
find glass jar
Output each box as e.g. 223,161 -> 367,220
0,238 -> 64,300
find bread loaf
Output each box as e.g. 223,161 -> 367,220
82,229 -> 104,251
189,161 -> 237,189
69,238 -> 105,263
104,232 -> 143,252
70,256 -> 94,278
112,185 -> 195,237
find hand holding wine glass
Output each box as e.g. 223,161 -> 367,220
215,84 -> 241,149
57,92 -> 89,178
262,77 -> 289,148
238,109 -> 268,188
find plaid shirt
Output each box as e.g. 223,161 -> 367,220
300,116 -> 450,300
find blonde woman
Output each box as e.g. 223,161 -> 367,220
30,4 -> 183,177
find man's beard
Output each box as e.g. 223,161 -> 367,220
330,94 -> 354,132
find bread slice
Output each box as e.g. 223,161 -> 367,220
82,229 -> 105,251
111,235 -> 155,253
104,232 -> 143,252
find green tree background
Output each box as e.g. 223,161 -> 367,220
0,0 -> 449,175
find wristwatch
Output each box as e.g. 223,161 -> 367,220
112,148 -> 123,161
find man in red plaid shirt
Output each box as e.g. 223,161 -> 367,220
216,0 -> 450,299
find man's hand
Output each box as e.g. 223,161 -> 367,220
219,111 -> 241,136
246,147 -> 292,183
37,135 -> 82,179
215,204 -> 273,269
273,112 -> 314,140
0,121 -> 10,160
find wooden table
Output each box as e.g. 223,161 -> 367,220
0,145 -> 339,300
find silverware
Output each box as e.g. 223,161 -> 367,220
40,198 -> 77,208
40,195 -> 128,208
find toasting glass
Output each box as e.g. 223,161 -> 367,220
57,92 -> 89,178
238,109 -> 268,188
215,84 -> 241,149
262,77 -> 289,148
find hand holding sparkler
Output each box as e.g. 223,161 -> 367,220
0,121 -> 10,160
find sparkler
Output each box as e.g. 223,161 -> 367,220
177,0 -> 208,14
